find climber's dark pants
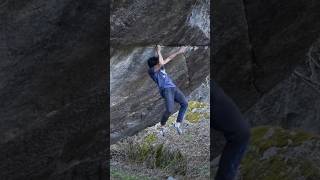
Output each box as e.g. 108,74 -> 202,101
160,87 -> 188,126
213,82 -> 251,180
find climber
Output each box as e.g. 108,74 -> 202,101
147,45 -> 188,136
213,81 -> 251,180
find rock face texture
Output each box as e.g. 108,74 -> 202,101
110,0 -> 209,47
213,0 -> 320,134
110,0 -> 210,144
245,39 -> 320,134
0,1 -> 107,179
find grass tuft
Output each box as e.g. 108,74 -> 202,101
124,141 -> 187,175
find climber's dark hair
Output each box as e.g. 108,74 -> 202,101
147,56 -> 159,68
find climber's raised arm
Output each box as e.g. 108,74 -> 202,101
163,46 -> 187,64
156,45 -> 165,65
157,45 -> 187,65
154,45 -> 187,71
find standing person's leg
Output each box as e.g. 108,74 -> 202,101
173,87 -> 188,123
213,82 -> 251,180
160,88 -> 175,126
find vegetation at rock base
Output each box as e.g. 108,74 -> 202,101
240,126 -> 320,180
144,133 -> 157,144
111,169 -> 152,180
111,100 -> 210,179
124,141 -> 187,175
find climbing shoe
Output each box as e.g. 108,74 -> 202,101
159,127 -> 166,137
173,123 -> 182,135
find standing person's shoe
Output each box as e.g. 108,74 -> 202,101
173,123 -> 182,135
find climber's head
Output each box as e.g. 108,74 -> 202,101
147,56 -> 159,68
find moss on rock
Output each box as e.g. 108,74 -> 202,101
185,101 -> 209,123
251,126 -> 315,153
188,101 -> 207,109
240,126 -> 320,180
144,133 -> 157,145
204,112 -> 210,119
186,112 -> 202,123
165,101 -> 209,124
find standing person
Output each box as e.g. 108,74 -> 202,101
147,45 -> 188,136
213,81 -> 251,180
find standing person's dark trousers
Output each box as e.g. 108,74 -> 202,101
213,82 -> 251,180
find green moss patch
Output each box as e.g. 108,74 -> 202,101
188,101 -> 207,110
240,126 -> 320,180
165,101 -> 209,124
242,155 -> 320,180
251,126 -> 315,153
185,101 -> 209,123
203,112 -> 210,119
242,155 -> 291,180
144,133 -> 157,144
186,112 -> 202,123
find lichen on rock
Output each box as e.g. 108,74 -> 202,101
250,126 -> 316,153
165,100 -> 209,124
238,126 -> 320,180
185,101 -> 209,123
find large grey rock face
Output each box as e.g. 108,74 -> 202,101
212,0 -> 320,165
213,0 -> 320,112
245,39 -> 320,134
0,1 -> 107,179
213,0 -> 259,111
110,0 -> 210,144
213,0 -> 320,134
111,0 -> 210,47
242,0 -> 320,133
244,0 -> 320,93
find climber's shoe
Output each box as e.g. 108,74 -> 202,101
159,127 -> 166,137
173,123 -> 182,135
183,122 -> 189,128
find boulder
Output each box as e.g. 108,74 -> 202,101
213,0 -> 320,113
0,1 -> 107,179
110,0 -> 210,143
